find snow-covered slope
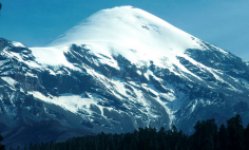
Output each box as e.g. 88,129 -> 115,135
1,6 -> 249,146
52,6 -> 204,61
32,6 -> 206,70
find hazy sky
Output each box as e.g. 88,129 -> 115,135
0,0 -> 249,60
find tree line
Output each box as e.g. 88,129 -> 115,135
2,114 -> 249,150
0,134 -> 4,150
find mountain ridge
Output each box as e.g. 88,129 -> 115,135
0,6 -> 249,146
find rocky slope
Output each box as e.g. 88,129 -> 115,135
1,6 -> 249,146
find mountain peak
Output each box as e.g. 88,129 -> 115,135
45,6 -> 205,68
2,6 -> 249,147
52,6 -> 204,50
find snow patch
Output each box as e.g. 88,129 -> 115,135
29,91 -> 97,114
30,46 -> 75,69
1,77 -> 17,88
12,41 -> 25,48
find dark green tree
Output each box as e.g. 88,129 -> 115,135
0,134 -> 4,150
217,124 -> 228,150
190,119 -> 218,150
244,124 -> 249,150
226,114 -> 244,150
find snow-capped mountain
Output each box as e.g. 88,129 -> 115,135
1,6 -> 249,146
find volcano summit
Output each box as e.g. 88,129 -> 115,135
1,6 -> 249,146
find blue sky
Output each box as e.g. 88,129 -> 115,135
0,0 -> 249,60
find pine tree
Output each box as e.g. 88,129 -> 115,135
226,114 -> 244,150
244,124 -> 249,150
190,119 -> 218,150
0,134 -> 4,150
217,124 -> 228,150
